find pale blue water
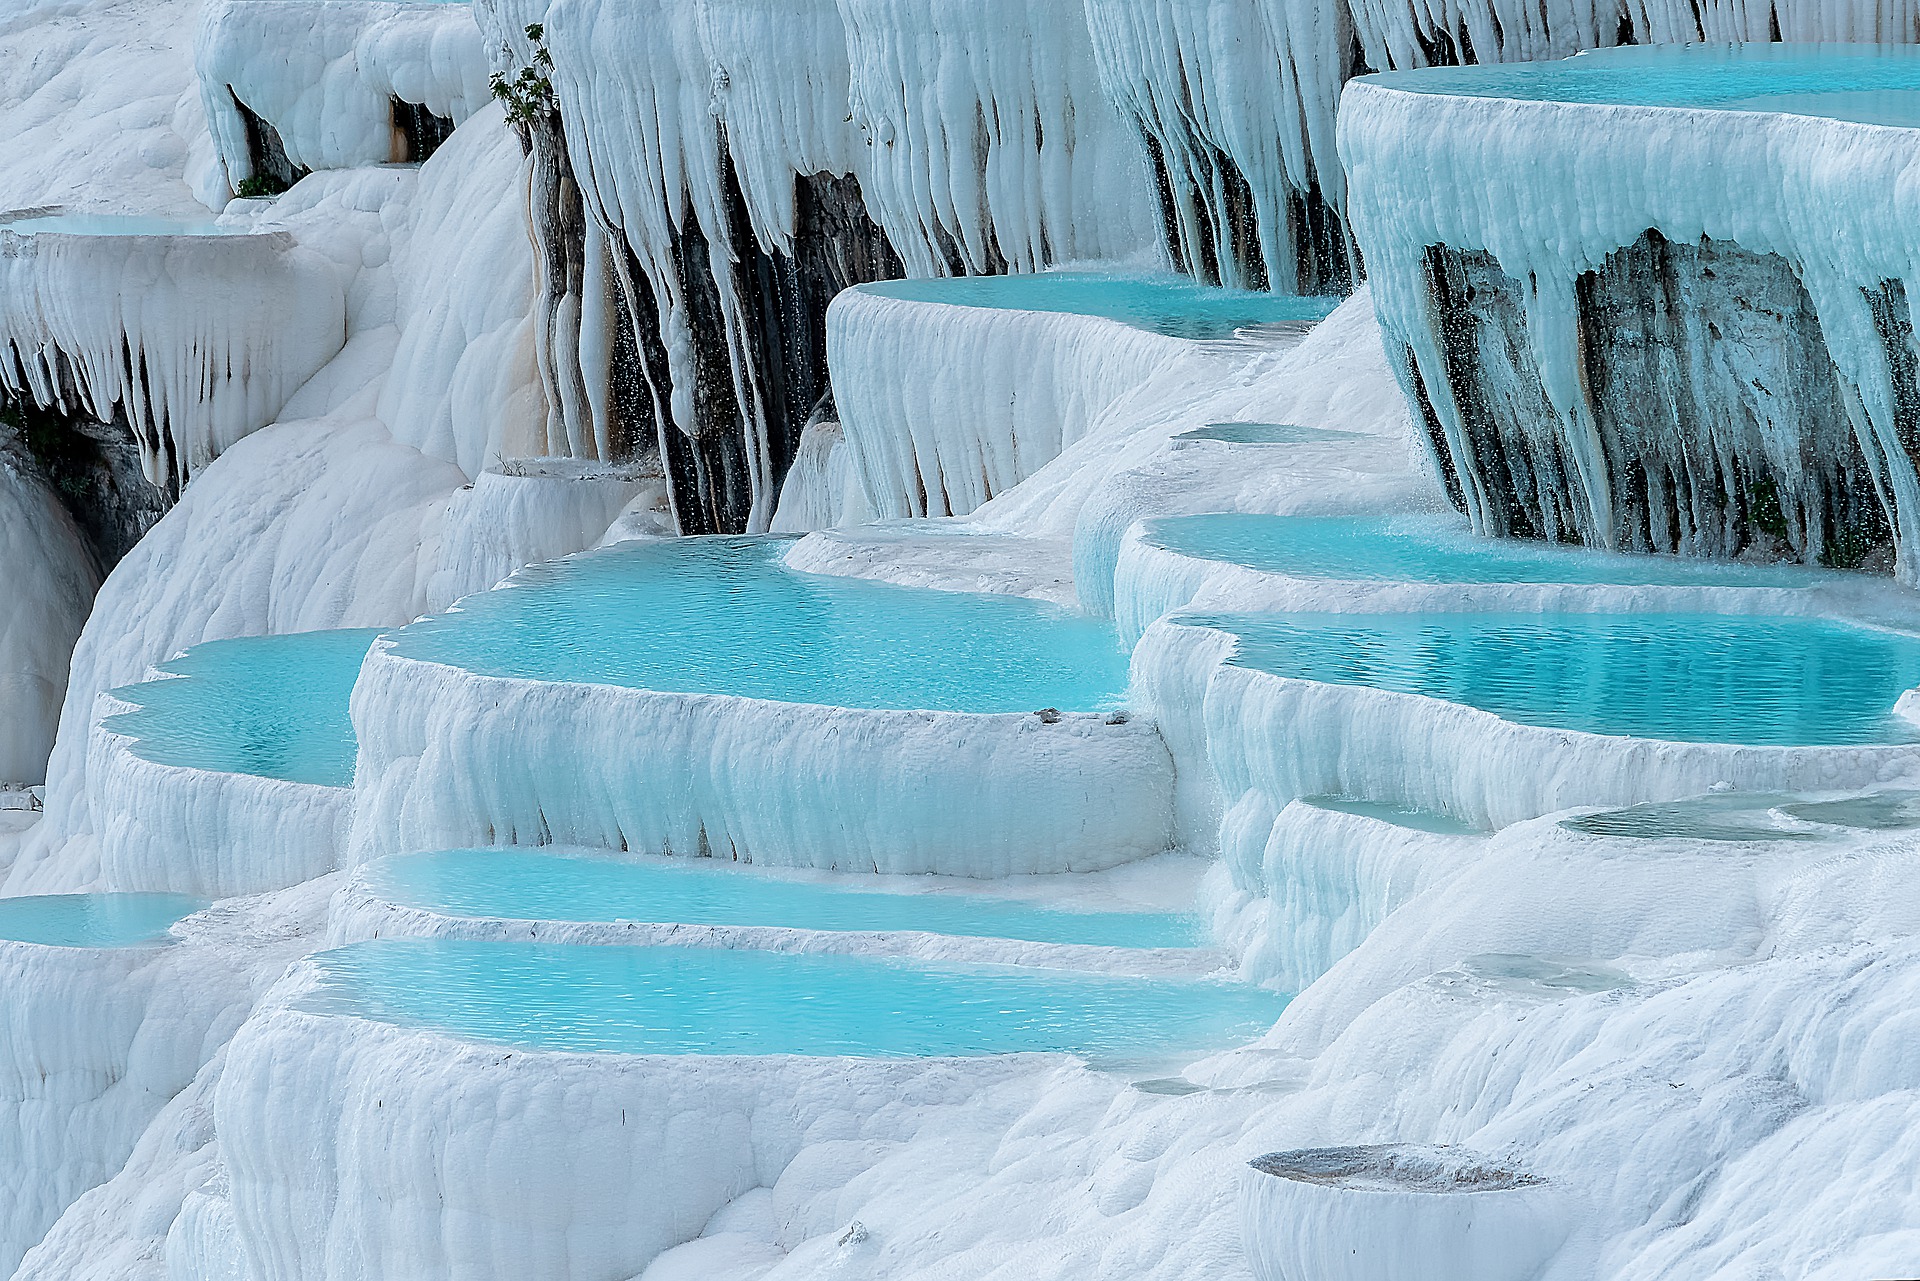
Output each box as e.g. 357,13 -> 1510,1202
1145,514 -> 1826,588
1367,43 -> 1920,127
857,273 -> 1340,340
1172,423 -> 1362,446
0,893 -> 207,947
1,214 -> 239,236
389,537 -> 1131,713
1302,796 -> 1479,835
105,630 -> 382,787
366,849 -> 1203,949
1185,611 -> 1920,746
303,940 -> 1287,1058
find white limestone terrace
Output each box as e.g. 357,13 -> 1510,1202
329,846 -> 1226,978
0,208 -> 348,490
196,0 -> 490,198
347,536 -> 1174,877
1340,43 -> 1920,585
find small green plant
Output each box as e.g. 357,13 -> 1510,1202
491,24 -> 556,126
233,173 -> 289,200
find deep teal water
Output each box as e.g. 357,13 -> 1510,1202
366,849 -> 1203,949
389,536 -> 1131,713
105,630 -> 381,786
304,940 -> 1287,1058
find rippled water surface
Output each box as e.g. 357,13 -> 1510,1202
105,630 -> 381,786
1187,611 -> 1920,746
390,537 -> 1131,713
305,940 -> 1287,1058
0,894 -> 207,947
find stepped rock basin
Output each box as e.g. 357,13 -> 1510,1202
1115,512 -> 1850,642
337,848 -> 1212,973
0,892 -> 206,947
219,942 -> 1283,1277
352,537 -> 1176,875
90,629 -> 380,897
0,205 -> 348,486
1147,609 -> 1920,831
1240,1144 -> 1569,1281
1565,788 -> 1920,842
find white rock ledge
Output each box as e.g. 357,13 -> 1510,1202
347,642 -> 1177,876
328,872 -> 1228,979
218,963 -> 1044,1281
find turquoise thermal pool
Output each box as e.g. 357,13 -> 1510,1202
105,629 -> 382,787
1364,43 -> 1920,128
388,536 -> 1132,713
0,894 -> 207,948
364,849 -> 1203,949
302,940 -> 1287,1058
1185,611 -> 1920,746
855,272 -> 1340,340
1171,423 -> 1361,446
0,213 -> 241,236
1143,513 -> 1826,588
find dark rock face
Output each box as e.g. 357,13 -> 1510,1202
392,98 -> 457,164
231,91 -> 309,191
1411,232 -> 1896,572
2,398 -> 172,575
606,146 -> 904,536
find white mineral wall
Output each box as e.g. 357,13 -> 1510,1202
0,449 -> 98,786
836,0 -> 1160,276
1339,78 -> 1920,583
0,927 -> 256,1277
347,644 -> 1177,877
219,966 -> 1039,1281
827,291 -> 1190,520
0,224 -> 349,490
197,0 -> 490,192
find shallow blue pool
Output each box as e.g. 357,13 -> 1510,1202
1145,514 -> 1826,588
389,537 -> 1131,713
0,893 -> 207,947
366,850 -> 1203,949
1186,611 -> 1920,746
105,630 -> 382,787
303,940 -> 1284,1058
856,273 -> 1340,340
1366,43 -> 1920,127
1,213 -> 240,236
1172,423 -> 1361,446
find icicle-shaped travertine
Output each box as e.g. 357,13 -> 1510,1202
1340,54 -> 1920,581
0,222 -> 347,489
1084,0 -> 1356,294
837,0 -> 1160,276
197,0 -> 491,194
